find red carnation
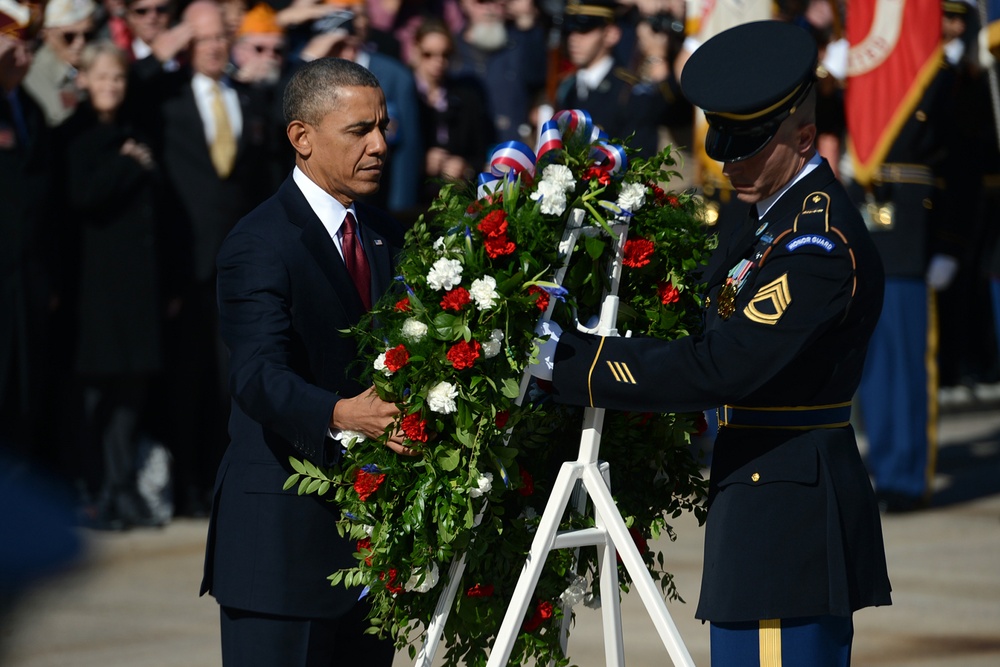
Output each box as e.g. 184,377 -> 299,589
665,194 -> 680,208
695,411 -> 709,436
477,210 -> 508,238
354,469 -> 386,501
447,339 -> 481,370
484,233 -> 516,258
401,412 -> 429,443
466,583 -> 495,598
582,166 -> 610,185
616,527 -> 650,564
466,200 -> 484,215
518,466 -> 534,496
384,344 -> 410,372
622,238 -> 655,268
527,285 -> 550,312
394,296 -> 411,312
357,538 -> 373,566
649,182 -> 666,203
379,568 -> 404,594
440,286 -> 471,311
657,281 -> 680,305
495,410 -> 510,430
522,600 -> 554,632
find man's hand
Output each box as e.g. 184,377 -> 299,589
331,387 -> 418,456
150,22 -> 193,64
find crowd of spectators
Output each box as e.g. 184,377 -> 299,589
2,0 -> 999,528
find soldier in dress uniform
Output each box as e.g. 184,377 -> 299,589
846,15 -> 964,513
556,0 -> 683,158
541,20 -> 892,666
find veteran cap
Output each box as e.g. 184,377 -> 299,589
681,20 -> 818,162
562,0 -> 616,34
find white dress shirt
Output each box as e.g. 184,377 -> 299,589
191,72 -> 243,147
292,166 -> 362,260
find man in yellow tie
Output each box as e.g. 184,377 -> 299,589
130,0 -> 272,518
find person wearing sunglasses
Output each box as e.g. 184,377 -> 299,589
123,0 -> 171,61
229,2 -> 283,86
22,0 -> 96,126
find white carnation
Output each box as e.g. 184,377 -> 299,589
373,352 -> 392,376
332,430 -> 366,447
560,575 -> 588,608
427,381 -> 459,414
401,318 -> 428,342
469,276 -> 499,310
404,562 -> 440,593
541,163 -> 576,192
482,328 -> 504,359
617,182 -> 647,212
432,236 -> 447,253
531,180 -> 568,216
470,472 -> 494,498
427,257 -> 463,291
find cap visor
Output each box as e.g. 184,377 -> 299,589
704,125 -> 775,162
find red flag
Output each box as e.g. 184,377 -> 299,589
845,0 -> 943,186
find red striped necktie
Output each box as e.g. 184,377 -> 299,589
340,211 -> 372,310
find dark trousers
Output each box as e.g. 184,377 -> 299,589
710,615 -> 854,667
220,602 -> 395,667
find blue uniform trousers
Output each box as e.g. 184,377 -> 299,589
711,615 -> 853,666
857,278 -> 937,498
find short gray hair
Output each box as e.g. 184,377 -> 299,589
283,58 -> 382,126
79,40 -> 128,73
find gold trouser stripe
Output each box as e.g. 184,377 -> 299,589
606,360 -> 622,382
759,618 -> 782,666
925,289 -> 939,499
587,337 -> 606,408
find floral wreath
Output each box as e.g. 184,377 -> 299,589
286,109 -> 715,667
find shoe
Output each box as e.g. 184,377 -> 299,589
876,490 -> 928,514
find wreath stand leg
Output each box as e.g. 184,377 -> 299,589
416,211 -> 694,666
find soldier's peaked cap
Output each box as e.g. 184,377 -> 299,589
681,20 -> 818,162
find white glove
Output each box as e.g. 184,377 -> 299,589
926,254 -> 959,291
529,320 -> 563,381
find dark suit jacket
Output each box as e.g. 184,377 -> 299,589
0,88 -> 55,416
133,61 -> 271,286
200,175 -> 404,619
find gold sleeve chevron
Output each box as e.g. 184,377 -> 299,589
743,273 -> 791,325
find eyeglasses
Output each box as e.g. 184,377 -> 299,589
131,3 -> 171,17
61,30 -> 95,45
251,44 -> 284,56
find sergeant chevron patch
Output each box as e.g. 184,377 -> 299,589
744,273 -> 792,325
606,360 -> 637,384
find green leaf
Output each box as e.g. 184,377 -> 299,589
297,477 -> 310,496
438,447 -> 460,471
282,473 -> 301,491
500,377 -> 521,399
288,456 -> 307,474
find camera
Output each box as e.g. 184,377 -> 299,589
643,12 -> 684,37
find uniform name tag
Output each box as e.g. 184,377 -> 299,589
786,235 -> 835,253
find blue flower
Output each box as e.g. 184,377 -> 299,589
361,464 -> 381,473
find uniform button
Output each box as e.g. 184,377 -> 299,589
751,472 -> 760,482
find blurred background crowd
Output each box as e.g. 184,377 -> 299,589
2,0 -> 1000,533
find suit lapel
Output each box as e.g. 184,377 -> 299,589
277,178 -> 366,318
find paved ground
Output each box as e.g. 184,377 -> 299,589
3,406 -> 999,667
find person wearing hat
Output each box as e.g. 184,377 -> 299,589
538,20 -> 891,665
22,0 -> 96,126
556,0 -> 683,158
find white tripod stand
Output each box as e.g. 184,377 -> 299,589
416,210 -> 695,667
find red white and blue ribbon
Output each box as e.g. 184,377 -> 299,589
476,141 -> 536,199
475,110 -> 627,200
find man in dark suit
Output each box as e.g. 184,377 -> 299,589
542,21 -> 891,665
200,57 -> 412,667
1,2 -> 56,461
132,0 -> 272,516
